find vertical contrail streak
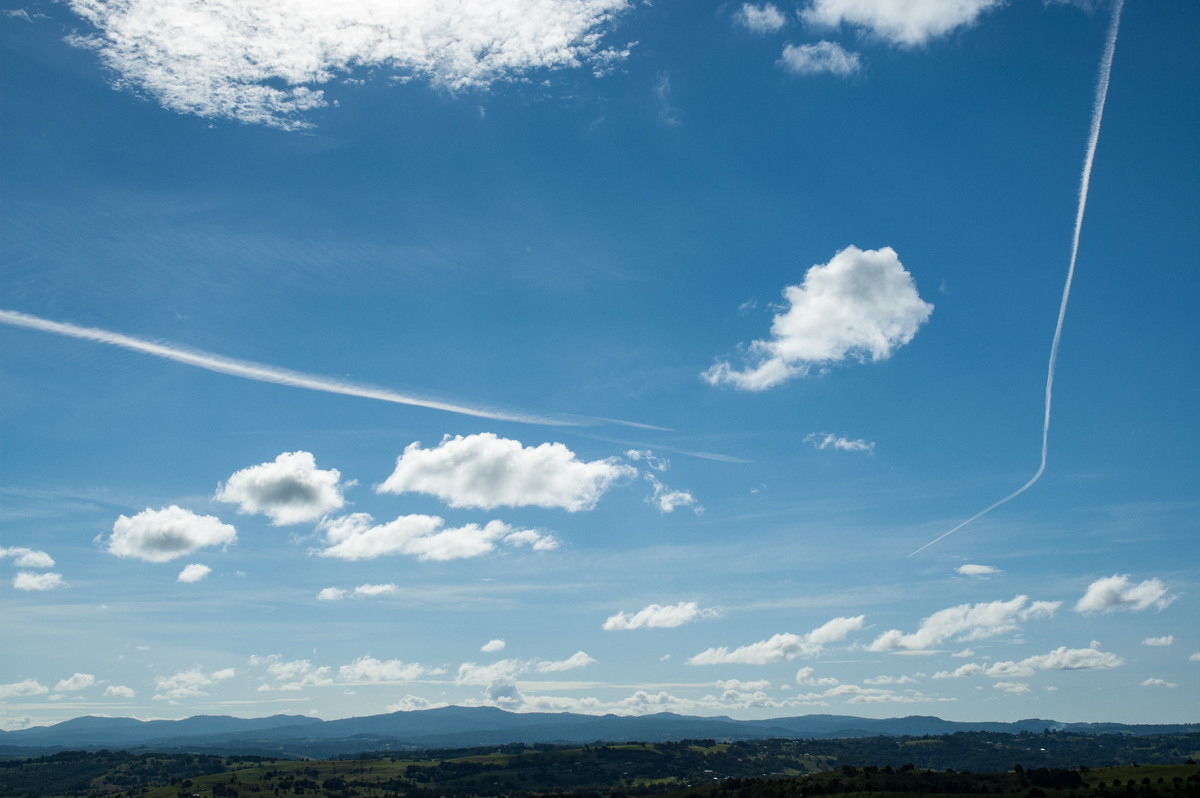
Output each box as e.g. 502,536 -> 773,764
909,0 -> 1124,558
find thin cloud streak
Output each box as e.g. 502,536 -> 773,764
909,0 -> 1124,557
1,309 -> 607,428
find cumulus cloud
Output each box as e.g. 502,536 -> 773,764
779,41 -> 861,76
939,644 -> 1124,679
250,655 -> 333,691
215,451 -> 347,525
1142,635 -> 1174,647
603,601 -> 722,630
154,667 -> 235,700
339,656 -> 428,683
736,3 -> 788,33
704,246 -> 932,390
13,571 -> 66,591
1141,677 -> 1177,688
993,681 -> 1031,694
53,673 -> 96,692
317,587 -> 347,601
379,433 -> 635,511
688,615 -> 864,665
482,639 -> 507,653
354,583 -> 398,597
104,685 -> 136,698
869,596 -> 1059,652
0,547 -> 55,568
535,651 -> 597,672
1075,574 -> 1174,613
177,563 -> 211,583
0,680 -> 48,699
318,512 -> 556,561
795,667 -> 839,686
801,0 -> 1003,47
65,0 -> 632,129
956,564 -> 1000,577
806,432 -> 874,452
107,506 -> 236,563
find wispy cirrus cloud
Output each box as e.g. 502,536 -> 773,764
736,3 -> 788,33
805,432 -> 874,452
779,41 -> 861,76
64,0 -> 632,129
703,246 -> 932,390
378,433 -> 636,511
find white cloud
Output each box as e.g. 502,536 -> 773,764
1140,678 -> 1177,688
13,571 -> 66,591
805,432 -> 874,452
53,673 -> 95,692
983,645 -> 1124,678
779,41 -> 861,76
704,246 -> 933,390
250,655 -> 333,691
1191,653 -> 1200,662
339,656 -> 427,683
536,651 -> 597,672
1142,635 -> 1174,647
795,667 -> 839,686
65,0 -> 632,129
0,679 -> 49,699
688,615 -> 864,665
177,563 -> 211,583
736,3 -> 788,33
0,547 -> 55,568
154,667 -> 235,700
956,564 -> 1000,577
215,451 -> 347,525
378,433 -> 635,511
863,674 -> 917,685
801,0 -> 1002,47
645,475 -> 701,514
603,601 -> 721,630
1075,574 -> 1174,613
481,639 -> 507,653
107,506 -> 236,563
317,512 -> 555,561
457,659 -> 524,686
317,587 -> 347,601
869,596 -> 1059,652
993,681 -> 1031,694
104,685 -> 136,698
354,583 -> 399,597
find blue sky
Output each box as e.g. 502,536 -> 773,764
1,0 -> 1197,730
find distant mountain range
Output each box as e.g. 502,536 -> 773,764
2,707 -> 1196,759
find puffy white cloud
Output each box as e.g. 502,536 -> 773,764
736,3 -> 788,33
795,667 -> 839,686
339,656 -> 427,683
354,583 -> 398,597
958,645 -> 1125,679
317,512 -> 556,561
250,655 -> 333,691
65,0 -> 631,129
177,563 -> 211,583
933,663 -> 984,679
806,432 -> 874,452
1075,574 -> 1174,613
1142,635 -> 1174,647
13,571 -> 66,591
317,587 -> 347,601
993,681 -> 1031,694
379,433 -> 635,511
801,0 -> 1002,47
0,679 -> 49,699
481,639 -> 507,653
956,564 -> 1000,577
536,651 -> 596,672
457,659 -> 524,686
688,615 -> 864,665
869,596 -> 1059,652
645,475 -> 701,514
215,451 -> 347,525
704,246 -> 932,390
603,601 -> 721,631
53,673 -> 95,692
153,667 -> 235,700
779,41 -> 861,76
107,506 -> 236,563
1141,678 -> 1177,688
104,685 -> 136,698
0,547 -> 55,568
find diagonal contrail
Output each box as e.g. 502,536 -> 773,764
0,308 -> 586,427
909,0 -> 1124,558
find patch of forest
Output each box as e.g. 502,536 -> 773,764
0,732 -> 1196,798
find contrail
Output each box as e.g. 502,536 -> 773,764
909,0 -> 1124,558
0,308 -> 584,427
